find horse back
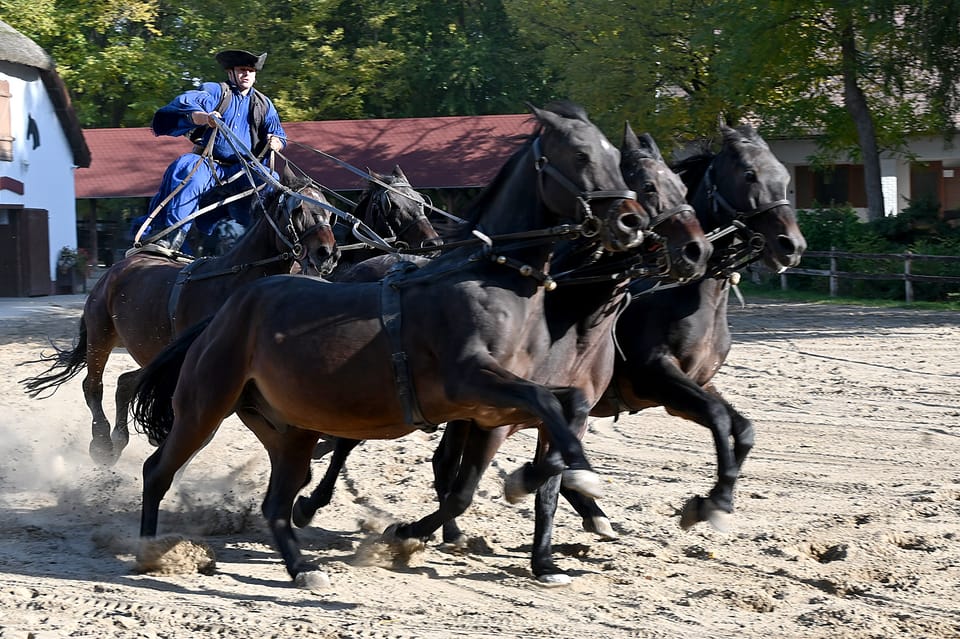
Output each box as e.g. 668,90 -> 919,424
86,254 -> 181,366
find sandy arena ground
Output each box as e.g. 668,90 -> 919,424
0,293 -> 958,638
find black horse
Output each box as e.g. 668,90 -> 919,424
129,101 -> 655,587
437,122 -> 807,584
332,165 -> 443,273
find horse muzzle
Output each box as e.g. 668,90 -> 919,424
598,198 -> 647,252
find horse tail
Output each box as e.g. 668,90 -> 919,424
19,317 -> 89,399
131,317 -> 213,445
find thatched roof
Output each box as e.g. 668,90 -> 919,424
0,20 -> 90,167
0,20 -> 53,70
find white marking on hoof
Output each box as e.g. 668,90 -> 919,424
536,573 -> 572,587
503,468 -> 528,504
703,500 -> 733,533
295,570 -> 331,591
561,469 -> 603,499
585,516 -> 617,540
679,496 -> 733,532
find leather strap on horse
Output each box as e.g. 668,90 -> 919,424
167,257 -> 209,326
379,262 -> 436,432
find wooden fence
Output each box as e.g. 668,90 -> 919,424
777,249 -> 960,303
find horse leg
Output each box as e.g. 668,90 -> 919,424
559,486 -> 617,540
112,369 -> 141,454
292,437 -> 363,528
531,473 -> 568,585
433,420 -> 507,545
714,385 -> 755,469
140,418 -> 217,538
445,369 -> 600,499
390,424 -> 495,542
245,416 -> 323,584
502,386 -> 592,501
82,337 -> 118,466
646,371 -> 740,532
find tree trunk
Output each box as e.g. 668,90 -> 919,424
840,24 -> 885,222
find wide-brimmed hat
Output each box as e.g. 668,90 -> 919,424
215,50 -> 267,71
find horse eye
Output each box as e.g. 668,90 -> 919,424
643,182 -> 657,194
575,152 -> 590,165
744,169 -> 758,182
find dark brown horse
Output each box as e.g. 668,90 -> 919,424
20,170 -> 340,465
293,122 -> 715,583
436,122 -> 807,584
129,102 -> 656,587
332,165 -> 443,273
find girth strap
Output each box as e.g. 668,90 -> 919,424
168,258 -> 209,327
380,262 -> 436,432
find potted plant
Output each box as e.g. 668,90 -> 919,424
55,246 -> 89,294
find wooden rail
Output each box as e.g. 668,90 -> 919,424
778,249 -> 960,303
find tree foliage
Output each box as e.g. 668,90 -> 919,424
1,0 -> 957,193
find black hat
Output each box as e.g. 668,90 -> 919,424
215,50 -> 267,71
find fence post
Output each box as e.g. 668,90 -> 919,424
904,252 -> 913,304
829,247 -> 838,297
780,271 -> 788,291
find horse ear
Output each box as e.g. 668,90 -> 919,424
527,102 -> 563,130
637,132 -> 663,162
393,164 -> 407,181
281,163 -> 296,186
622,121 -> 640,151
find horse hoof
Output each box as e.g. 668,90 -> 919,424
294,570 -> 331,591
561,469 -> 603,500
679,496 -> 732,533
291,497 -> 314,528
89,439 -> 117,467
583,516 -> 617,540
704,502 -> 733,533
536,573 -> 572,587
503,468 -> 528,504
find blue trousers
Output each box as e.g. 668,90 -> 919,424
148,153 -> 275,236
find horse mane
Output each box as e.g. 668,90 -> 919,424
446,134 -> 536,241
670,152 -> 714,192
540,99 -> 590,123
253,174 -> 313,220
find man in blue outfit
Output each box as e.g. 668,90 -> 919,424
146,49 -> 286,252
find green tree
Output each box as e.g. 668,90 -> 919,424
703,0 -> 960,221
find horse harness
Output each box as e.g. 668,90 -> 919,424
699,161 -> 791,278
166,188 -> 333,326
375,135 -> 646,430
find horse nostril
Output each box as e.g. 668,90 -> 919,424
423,237 -> 444,248
682,241 -> 705,264
618,212 -> 643,231
778,234 -> 805,258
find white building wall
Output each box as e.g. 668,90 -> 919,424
0,61 -> 78,283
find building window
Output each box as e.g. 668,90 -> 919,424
0,80 -> 12,162
795,164 -> 867,209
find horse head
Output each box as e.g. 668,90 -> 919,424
269,166 -> 341,276
695,123 -> 807,272
358,166 -> 442,256
527,101 -> 648,253
620,123 -> 712,282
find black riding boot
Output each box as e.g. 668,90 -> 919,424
156,229 -> 187,252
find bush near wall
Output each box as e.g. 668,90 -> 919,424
753,199 -> 960,302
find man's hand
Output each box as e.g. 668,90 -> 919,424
268,135 -> 284,152
190,111 -> 221,127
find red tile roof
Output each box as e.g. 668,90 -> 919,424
76,113 -> 534,199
